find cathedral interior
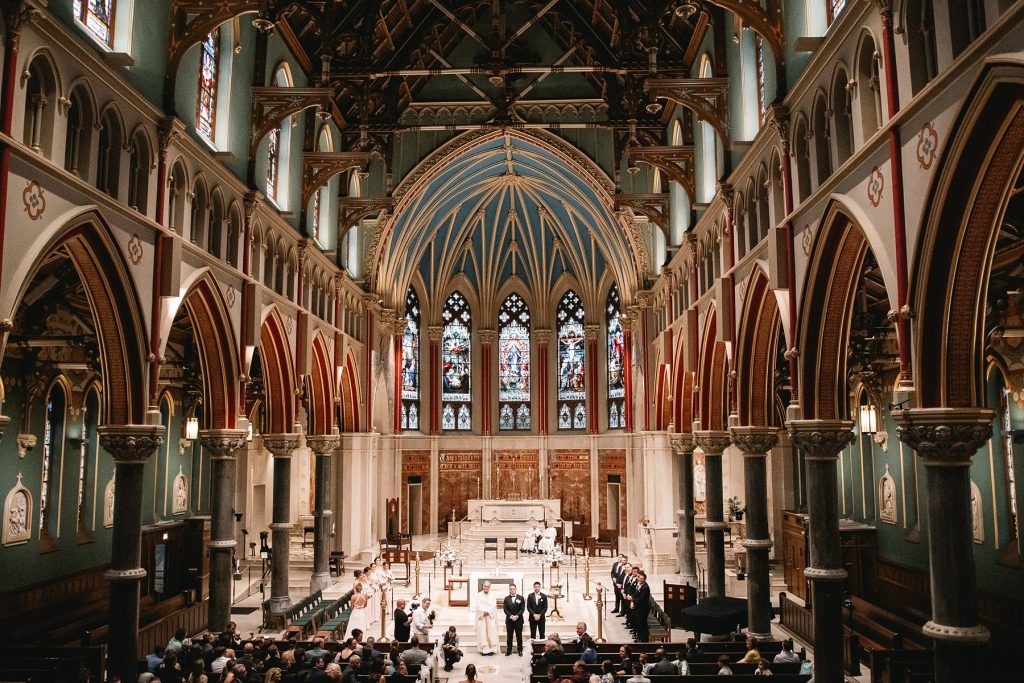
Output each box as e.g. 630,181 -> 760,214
0,1 -> 1022,682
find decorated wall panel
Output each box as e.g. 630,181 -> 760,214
438,451 -> 482,527
549,449 -> 591,535
493,450 -> 540,500
401,450 -> 431,535
598,449 -> 627,536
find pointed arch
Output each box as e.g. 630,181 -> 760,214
308,333 -> 335,435
340,350 -> 361,432
736,270 -> 782,426
259,308 -> 296,433
698,307 -> 727,431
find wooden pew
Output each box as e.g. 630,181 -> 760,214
530,675 -> 810,683
0,645 -> 106,683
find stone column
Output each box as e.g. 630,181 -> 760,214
786,420 -> 854,683
535,329 -> 552,435
729,426 -> 779,640
263,434 -> 301,612
307,434 -> 342,592
671,434 -> 698,585
479,329 -> 496,434
894,408 -> 992,683
98,424 -> 164,682
199,429 -> 248,633
693,428 -> 732,598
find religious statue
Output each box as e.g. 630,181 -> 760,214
878,465 -> 897,524
3,474 -> 32,546
172,468 -> 188,514
970,480 -> 984,543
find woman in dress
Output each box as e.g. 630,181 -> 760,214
459,663 -> 483,683
347,582 -> 372,640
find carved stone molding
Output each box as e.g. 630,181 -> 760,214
427,325 -> 444,342
669,433 -> 694,454
728,426 -> 779,456
626,145 -> 696,201
198,429 -> 248,460
262,433 -> 302,458
249,87 -> 335,157
693,430 -> 731,455
614,193 -> 670,233
533,328 -> 552,345
644,78 -> 730,146
302,151 -> 370,205
0,414 -> 10,440
306,434 -> 341,455
584,325 -> 601,342
98,425 -> 165,464
893,408 -> 994,466
478,329 -> 497,345
786,420 -> 854,460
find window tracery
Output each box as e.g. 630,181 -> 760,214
441,292 -> 472,431
401,288 -> 420,431
197,30 -> 219,141
607,285 -> 625,429
498,293 -> 531,431
557,290 -> 587,430
73,1 -> 114,46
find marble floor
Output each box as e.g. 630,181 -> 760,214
226,532 -> 869,683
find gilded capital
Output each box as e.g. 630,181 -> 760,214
198,429 -> 249,460
670,433 -> 694,454
729,425 -> 779,456
98,425 -> 165,464
893,408 -> 994,466
306,434 -> 342,455
427,325 -> 444,342
262,433 -> 302,458
786,419 -> 854,459
534,328 -> 553,344
478,329 -> 497,345
693,430 -> 731,455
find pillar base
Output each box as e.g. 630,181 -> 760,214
310,572 -> 333,593
269,595 -> 292,614
744,629 -> 774,641
923,620 -> 990,644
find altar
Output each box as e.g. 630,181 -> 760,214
467,499 -> 561,524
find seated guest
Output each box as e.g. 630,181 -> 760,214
684,639 -> 704,662
166,629 -> 187,656
754,658 -> 772,676
570,661 -> 590,683
156,652 -> 185,683
580,648 -> 597,664
306,637 -> 331,662
772,640 -> 800,664
546,665 -> 560,683
716,655 -> 733,676
624,662 -> 649,683
264,668 -> 283,683
147,645 -> 166,674
400,644 -> 429,667
184,659 -> 207,683
536,640 -> 560,670
614,646 -> 632,675
670,651 -> 688,676
336,638 -> 357,664
636,653 -> 651,676
340,656 -> 360,683
648,649 -> 677,675
547,633 -> 566,654
737,636 -> 761,664
600,660 -> 616,683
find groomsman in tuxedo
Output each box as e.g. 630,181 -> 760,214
629,570 -> 652,642
527,581 -> 548,640
610,555 -> 628,615
503,583 -> 526,655
621,566 -> 639,633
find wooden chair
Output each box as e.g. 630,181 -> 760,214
593,530 -> 618,556
483,537 -> 499,559
503,537 -> 518,558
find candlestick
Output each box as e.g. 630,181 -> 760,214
379,588 -> 389,641
413,552 -> 422,600
583,555 -> 592,600
595,583 -> 606,643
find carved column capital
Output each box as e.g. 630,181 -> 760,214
693,430 -> 731,455
98,425 -> 164,464
306,434 -> 341,455
534,328 -> 552,344
262,433 -> 302,458
893,408 -> 994,466
478,329 -> 497,345
729,426 -> 779,456
584,324 -> 601,342
670,433 -> 694,455
786,419 -> 855,460
427,325 -> 444,342
198,429 -> 248,460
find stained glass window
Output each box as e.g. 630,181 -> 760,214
40,397 -> 53,531
73,1 -> 114,46
498,293 -> 531,430
401,288 -> 421,431
197,30 -> 219,141
607,285 -> 626,429
557,290 -> 587,430
266,128 -> 280,200
756,35 -> 767,120
441,291 -> 472,430
828,0 -> 847,24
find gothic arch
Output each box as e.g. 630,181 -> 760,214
259,308 -> 296,433
2,211 -> 148,426
736,271 -> 782,427
340,350 -> 361,432
697,306 -> 727,431
308,333 -> 335,436
912,64 -> 1024,408
796,200 -> 871,420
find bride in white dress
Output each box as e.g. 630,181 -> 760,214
346,581 -> 372,640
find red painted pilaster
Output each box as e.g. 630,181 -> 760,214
586,325 -> 600,434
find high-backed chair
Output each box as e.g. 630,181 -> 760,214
483,537 -> 499,559
503,537 -> 518,558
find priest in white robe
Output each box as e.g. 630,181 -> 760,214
537,526 -> 557,554
474,581 -> 500,655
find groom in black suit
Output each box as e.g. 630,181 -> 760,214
527,581 -> 548,640
611,554 -> 627,614
503,583 -> 526,655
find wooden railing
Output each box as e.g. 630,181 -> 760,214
136,601 -> 208,658
778,592 -> 813,644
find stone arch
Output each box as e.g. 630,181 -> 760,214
172,272 -> 240,430
736,271 -> 782,426
21,49 -> 60,157
698,307 -> 727,431
796,200 -> 871,420
259,308 -> 296,433
308,333 -> 335,436
912,65 -> 1024,408
340,350 -> 361,432
3,211 -> 148,426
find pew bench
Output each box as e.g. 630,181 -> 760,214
0,645 -> 106,683
531,675 -> 810,683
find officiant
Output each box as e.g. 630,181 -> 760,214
474,580 -> 499,655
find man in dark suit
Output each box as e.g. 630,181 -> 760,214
393,600 -> 410,642
527,581 -> 548,640
630,570 -> 652,642
611,555 -> 627,614
503,583 -> 526,655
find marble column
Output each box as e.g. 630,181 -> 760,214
97,424 -> 164,682
786,420 -> 854,683
307,434 -> 342,592
199,429 -> 248,633
263,434 -> 301,612
729,426 -> 779,640
671,434 -> 698,585
693,427 -> 732,598
894,408 -> 992,683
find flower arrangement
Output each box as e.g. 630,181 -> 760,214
439,540 -> 458,566
545,546 -> 565,567
727,496 -> 745,521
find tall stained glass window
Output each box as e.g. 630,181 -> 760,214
556,290 -> 587,430
197,30 -> 219,141
498,293 -> 531,430
607,285 -> 626,429
73,1 -> 114,46
401,288 -> 420,430
266,128 -> 281,200
441,291 -> 472,430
